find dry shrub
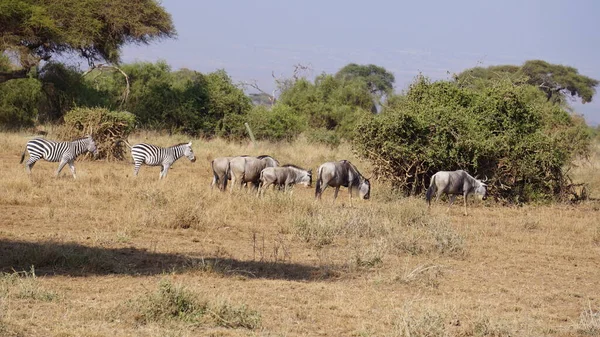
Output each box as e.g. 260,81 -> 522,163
57,107 -> 135,161
0,267 -> 58,302
578,304 -> 600,336
397,262 -> 444,288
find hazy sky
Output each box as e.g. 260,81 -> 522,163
122,0 -> 600,125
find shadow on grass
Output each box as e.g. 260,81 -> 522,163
0,239 -> 338,281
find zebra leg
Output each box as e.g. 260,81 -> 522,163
56,160 -> 68,177
68,160 -> 77,179
25,156 -> 40,175
160,164 -> 171,179
133,161 -> 142,177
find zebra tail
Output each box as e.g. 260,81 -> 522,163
19,150 -> 25,164
425,175 -> 436,205
116,138 -> 132,149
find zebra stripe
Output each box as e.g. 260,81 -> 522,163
20,136 -> 98,178
131,142 -> 196,179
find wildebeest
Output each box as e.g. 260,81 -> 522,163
211,156 -> 233,191
425,170 -> 488,216
315,160 -> 370,204
258,164 -> 312,196
210,156 -> 250,191
228,155 -> 280,191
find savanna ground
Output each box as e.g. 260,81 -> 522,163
1,131 -> 599,337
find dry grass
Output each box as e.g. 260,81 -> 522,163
1,130 -> 599,336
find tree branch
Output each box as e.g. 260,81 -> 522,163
82,64 -> 130,107
0,69 -> 29,84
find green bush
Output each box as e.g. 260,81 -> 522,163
246,105 -> 306,141
354,76 -> 591,202
0,78 -> 42,129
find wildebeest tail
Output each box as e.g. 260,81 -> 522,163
315,166 -> 323,198
425,174 -> 436,205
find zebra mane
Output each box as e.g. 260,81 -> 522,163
257,155 -> 273,159
72,136 -> 92,142
171,142 -> 191,148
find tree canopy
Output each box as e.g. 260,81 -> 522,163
0,0 -> 175,83
335,63 -> 395,97
456,60 -> 599,104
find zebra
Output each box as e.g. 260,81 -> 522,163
123,141 -> 196,179
19,136 -> 98,178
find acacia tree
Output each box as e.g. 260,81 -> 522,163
335,63 -> 395,112
0,0 -> 175,83
456,60 -> 598,104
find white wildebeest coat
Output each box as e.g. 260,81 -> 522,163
315,160 -> 370,204
425,170 -> 488,216
228,155 -> 279,190
258,164 -> 312,195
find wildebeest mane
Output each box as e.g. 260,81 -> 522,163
282,163 -> 307,171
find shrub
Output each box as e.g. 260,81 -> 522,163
246,105 -> 306,141
354,76 -> 591,202
58,107 -> 136,160
0,78 -> 42,129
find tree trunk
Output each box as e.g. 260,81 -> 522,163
0,69 -> 29,84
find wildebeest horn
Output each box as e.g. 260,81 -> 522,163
482,175 -> 489,183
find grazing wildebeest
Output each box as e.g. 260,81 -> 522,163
315,160 -> 370,204
20,136 -> 98,178
228,155 -> 279,191
258,164 -> 312,196
425,170 -> 488,216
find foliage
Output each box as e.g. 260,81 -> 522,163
38,62 -> 111,123
276,74 -> 372,140
246,105 -> 306,141
58,107 -> 136,160
205,69 -> 253,138
354,75 -> 591,202
335,63 -> 395,99
456,60 -> 599,104
117,62 -> 211,135
0,77 -> 42,129
0,0 -> 175,82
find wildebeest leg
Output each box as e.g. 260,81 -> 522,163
348,187 -> 353,207
447,195 -> 457,212
463,193 -> 468,216
333,186 -> 340,204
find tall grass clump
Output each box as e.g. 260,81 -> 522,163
131,280 -> 261,330
0,266 -> 58,302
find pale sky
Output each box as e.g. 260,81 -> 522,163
122,0 -> 600,125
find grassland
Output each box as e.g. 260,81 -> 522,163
1,131 -> 599,337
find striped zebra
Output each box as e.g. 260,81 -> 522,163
125,142 -> 196,179
19,136 -> 98,178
